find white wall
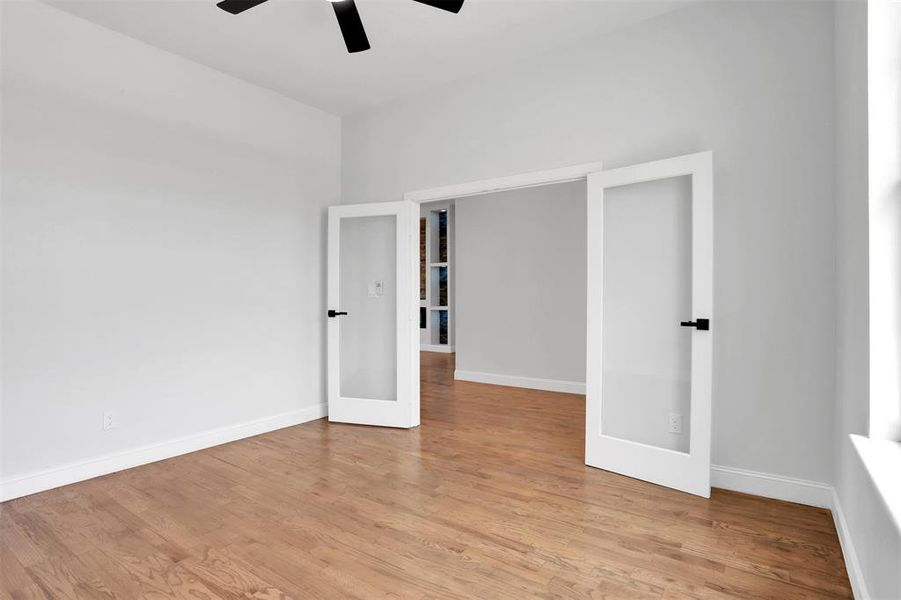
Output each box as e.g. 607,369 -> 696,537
343,1 -> 836,484
833,1 -> 901,598
454,182 -> 586,388
0,1 -> 340,492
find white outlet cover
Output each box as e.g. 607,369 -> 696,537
368,280 -> 385,298
103,411 -> 116,431
667,413 -> 683,434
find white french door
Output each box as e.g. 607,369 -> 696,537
585,152 -> 713,497
327,201 -> 419,428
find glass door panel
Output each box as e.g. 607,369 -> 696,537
339,215 -> 397,401
600,176 -> 692,453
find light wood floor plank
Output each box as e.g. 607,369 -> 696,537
1,353 -> 851,598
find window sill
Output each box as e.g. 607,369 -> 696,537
851,434 -> 901,534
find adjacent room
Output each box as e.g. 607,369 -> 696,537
2,0 -> 900,598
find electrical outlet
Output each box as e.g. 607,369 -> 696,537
368,280 -> 385,298
103,411 -> 117,431
667,413 -> 683,434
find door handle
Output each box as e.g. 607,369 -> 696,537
680,318 -> 709,331
327,310 -> 348,318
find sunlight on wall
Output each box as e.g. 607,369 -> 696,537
868,0 -> 901,441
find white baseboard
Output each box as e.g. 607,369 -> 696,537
711,464 -> 833,508
454,369 -> 585,394
421,344 -> 455,353
0,403 -> 328,502
831,488 -> 869,600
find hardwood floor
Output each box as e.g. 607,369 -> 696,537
1,352 -> 851,599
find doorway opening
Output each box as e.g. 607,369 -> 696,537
327,153 -> 713,497
420,180 -> 587,396
419,201 -> 455,354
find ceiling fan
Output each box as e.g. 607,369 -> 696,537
216,0 -> 465,53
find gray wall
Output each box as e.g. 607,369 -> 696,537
343,1 -> 836,484
1,1 -> 340,482
455,182 -> 586,386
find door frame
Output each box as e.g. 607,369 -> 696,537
405,162 -> 604,385
404,162 -> 604,204
402,154 -> 713,496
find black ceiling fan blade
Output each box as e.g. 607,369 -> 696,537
332,0 -> 370,53
216,0 -> 270,15
411,0 -> 464,14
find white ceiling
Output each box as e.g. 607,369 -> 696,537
47,0 -> 688,115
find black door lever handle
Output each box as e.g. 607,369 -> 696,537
327,310 -> 348,318
680,318 -> 709,331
